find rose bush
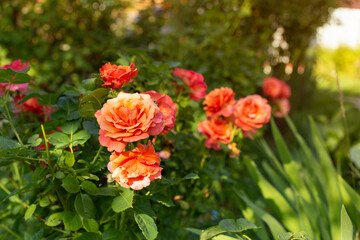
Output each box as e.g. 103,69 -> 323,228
3,52 -> 356,240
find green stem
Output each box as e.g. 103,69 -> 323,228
1,156 -> 47,162
41,124 -> 50,163
0,224 -> 22,239
119,211 -> 125,231
0,182 -> 11,194
91,146 -> 103,166
3,104 -> 23,146
12,162 -> 22,188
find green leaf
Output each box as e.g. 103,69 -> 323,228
150,193 -> 175,207
74,193 -> 95,219
0,68 -> 31,83
79,88 -> 109,117
0,136 -> 22,149
65,151 -> 75,167
24,204 -> 37,221
72,130 -> 91,146
49,132 -> 71,148
97,187 -> 118,196
349,143 -> 360,169
62,175 -> 80,193
101,229 -> 123,240
234,190 -> 286,239
83,218 -> 99,232
63,211 -> 82,231
55,171 -> 65,179
111,188 -> 134,213
200,226 -> 226,240
27,134 -> 42,147
81,181 -> 99,195
62,120 -> 81,135
39,196 -> 50,207
341,205 -> 353,240
134,197 -> 158,240
45,212 -> 64,227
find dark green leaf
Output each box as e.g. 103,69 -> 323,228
134,197 -> 158,240
0,136 -> 22,149
74,193 -> 95,219
101,229 -> 123,240
63,211 -> 82,231
79,88 -> 109,117
62,175 -> 80,193
0,68 -> 31,83
81,181 -> 99,195
83,218 -> 99,232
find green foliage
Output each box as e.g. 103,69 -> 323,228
236,117 -> 360,239
0,0 -> 129,90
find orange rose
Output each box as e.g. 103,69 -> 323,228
95,92 -> 164,152
107,142 -> 162,190
263,77 -> 291,99
99,62 -> 138,89
233,95 -> 271,131
198,118 -> 232,150
173,68 -> 207,101
143,90 -> 177,135
273,98 -> 290,118
203,87 -> 236,117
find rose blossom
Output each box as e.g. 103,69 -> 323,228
198,118 -> 232,150
203,87 -> 236,117
273,98 -> 290,118
233,95 -> 271,131
0,59 -> 30,95
14,95 -> 54,118
107,142 -> 162,190
143,90 -> 177,134
99,62 -> 138,89
173,68 -> 207,101
95,92 -> 164,152
262,77 -> 291,99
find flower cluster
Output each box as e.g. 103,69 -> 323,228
1,60 -> 54,121
199,86 -> 271,156
96,63 -> 177,190
262,77 -> 291,118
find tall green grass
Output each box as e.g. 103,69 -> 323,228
235,117 -> 359,240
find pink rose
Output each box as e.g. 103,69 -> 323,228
173,68 -> 207,101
